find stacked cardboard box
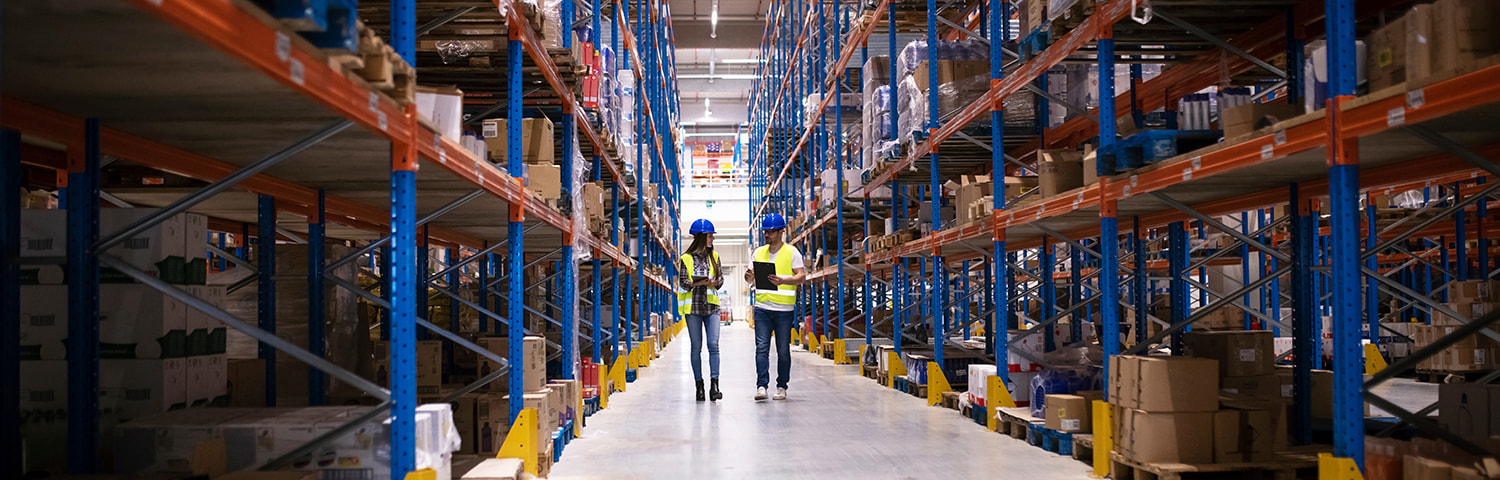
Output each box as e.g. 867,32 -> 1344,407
1406,0 -> 1500,87
1038,149 -> 1085,198
482,117 -> 556,165
1438,383 -> 1500,445
1413,279 -> 1500,371
1110,355 -> 1221,464
1184,331 -> 1277,398
1045,390 -> 1103,433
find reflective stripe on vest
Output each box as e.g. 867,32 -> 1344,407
753,245 -> 797,306
677,252 -> 720,314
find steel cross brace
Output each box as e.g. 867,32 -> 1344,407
1152,192 -> 1292,263
1185,215 -> 1290,273
438,245 -> 563,285
1032,224 -> 1102,259
1367,182 -> 1500,259
325,190 -> 499,273
1125,265 -> 1293,355
207,243 -> 257,273
96,120 -> 353,253
1364,309 -> 1500,456
1181,276 -> 1294,331
1362,266 -> 1500,342
1154,10 -> 1288,78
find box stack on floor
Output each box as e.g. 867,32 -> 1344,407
18,207 -> 226,471
1365,382 -> 1500,480
1413,279 -> 1500,376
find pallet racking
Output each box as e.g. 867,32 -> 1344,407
747,0 -> 1500,472
2,0 -> 681,477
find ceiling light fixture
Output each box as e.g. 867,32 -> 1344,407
711,0 -> 719,38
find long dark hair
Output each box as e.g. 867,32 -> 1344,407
685,232 -> 713,256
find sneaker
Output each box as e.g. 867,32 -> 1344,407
754,387 -> 768,401
772,388 -> 787,400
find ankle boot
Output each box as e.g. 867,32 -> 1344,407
696,380 -> 706,401
709,379 -> 722,401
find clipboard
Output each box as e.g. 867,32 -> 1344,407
753,261 -> 778,290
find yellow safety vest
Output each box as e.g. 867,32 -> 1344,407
677,252 -> 720,315
753,244 -> 798,307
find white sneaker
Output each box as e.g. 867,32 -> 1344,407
772,388 -> 787,400
754,387 -> 768,401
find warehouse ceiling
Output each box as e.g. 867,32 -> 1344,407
668,0 -> 764,131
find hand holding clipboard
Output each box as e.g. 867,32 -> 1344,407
752,261 -> 779,290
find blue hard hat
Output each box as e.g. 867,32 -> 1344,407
762,213 -> 787,230
689,219 -> 716,235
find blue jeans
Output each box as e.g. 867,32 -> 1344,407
683,313 -> 721,381
754,307 -> 794,389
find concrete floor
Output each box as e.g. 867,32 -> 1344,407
544,322 -> 1095,480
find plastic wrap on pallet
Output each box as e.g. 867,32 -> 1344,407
1218,86 -> 1253,114
221,245 -> 364,406
896,74 -> 989,144
601,46 -> 615,77
434,40 -> 490,64
895,39 -> 989,79
1028,367 -> 1099,417
1061,63 -> 1162,111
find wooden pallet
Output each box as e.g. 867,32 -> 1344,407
1028,424 -> 1077,456
1071,433 -> 1095,463
1109,450 -> 1321,480
996,407 -> 1042,441
1415,369 -> 1491,383
940,391 -> 961,410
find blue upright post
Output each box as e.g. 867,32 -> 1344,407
389,140 -> 419,480
1169,222 -> 1188,354
592,158 -> 604,364
1480,177 -> 1491,278
992,0 -> 1010,380
308,189 -> 327,406
480,246 -> 490,334
1134,219 -> 1148,345
1325,0 -> 1362,465
611,184 -> 621,365
257,194 -> 278,407
561,106 -> 577,380
1040,241 -> 1056,351
1366,194 -> 1380,343
66,120 -> 102,473
1289,186 -> 1317,445
926,0 -> 944,367
1071,242 -> 1083,343
505,25 -> 527,426
445,247 -> 459,383
1242,212 -> 1255,330
0,129 -> 18,477
382,244 -> 393,341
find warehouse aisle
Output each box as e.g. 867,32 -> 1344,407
547,322 -> 1094,480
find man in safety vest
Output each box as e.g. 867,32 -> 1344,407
743,213 -> 807,401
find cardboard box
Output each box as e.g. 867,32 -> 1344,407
1408,0 -> 1500,87
1434,302 -> 1500,326
1045,394 -> 1092,433
101,358 -> 188,421
463,458 -> 525,480
581,182 -> 607,222
18,285 -> 67,360
187,354 -> 228,406
482,117 -> 556,164
98,284 -> 189,359
480,336 -> 548,392
476,395 -> 510,455
1449,280 -> 1500,303
503,389 -> 554,447
910,60 -> 989,92
1221,102 -> 1303,139
185,285 -> 227,356
1114,408 -> 1216,464
1439,383 -> 1497,442
1368,15 -> 1409,91
1273,366 -> 1335,418
1220,375 -> 1282,400
1004,176 -> 1040,199
182,213 -> 208,284
1112,355 -> 1220,412
475,338 -> 513,394
226,358 -> 266,407
548,379 -> 581,423
1183,331 -> 1274,377
1038,149 -> 1085,198
1213,401 -> 1284,463
526,163 -> 561,200
1405,456 -> 1454,480
417,340 -> 443,390
416,85 -> 465,141
1082,150 -> 1099,185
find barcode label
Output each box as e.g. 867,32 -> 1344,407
1238,348 -> 1257,362
1407,89 -> 1426,109
321,469 -> 376,480
1261,144 -> 1274,160
124,238 -> 150,250
29,390 -> 55,402
1061,419 -> 1080,430
290,58 -> 305,85
26,238 -> 53,251
275,33 -> 291,62
125,388 -> 152,401
1274,130 -> 1287,145
1387,107 -> 1406,127
29,314 -> 55,326
483,123 -> 498,138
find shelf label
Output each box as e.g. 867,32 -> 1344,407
369,93 -> 378,112
1122,185 -> 1132,198
275,32 -> 291,62
1035,205 -> 1045,220
289,58 -> 305,85
1387,107 -> 1406,127
1130,175 -> 1138,188
1407,89 -> 1426,109
1182,168 -> 1193,182
1274,130 -> 1287,146
378,111 -> 388,131
1260,144 -> 1274,160
1191,157 -> 1202,171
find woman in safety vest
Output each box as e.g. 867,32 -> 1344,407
679,219 -> 725,401
742,213 -> 807,401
